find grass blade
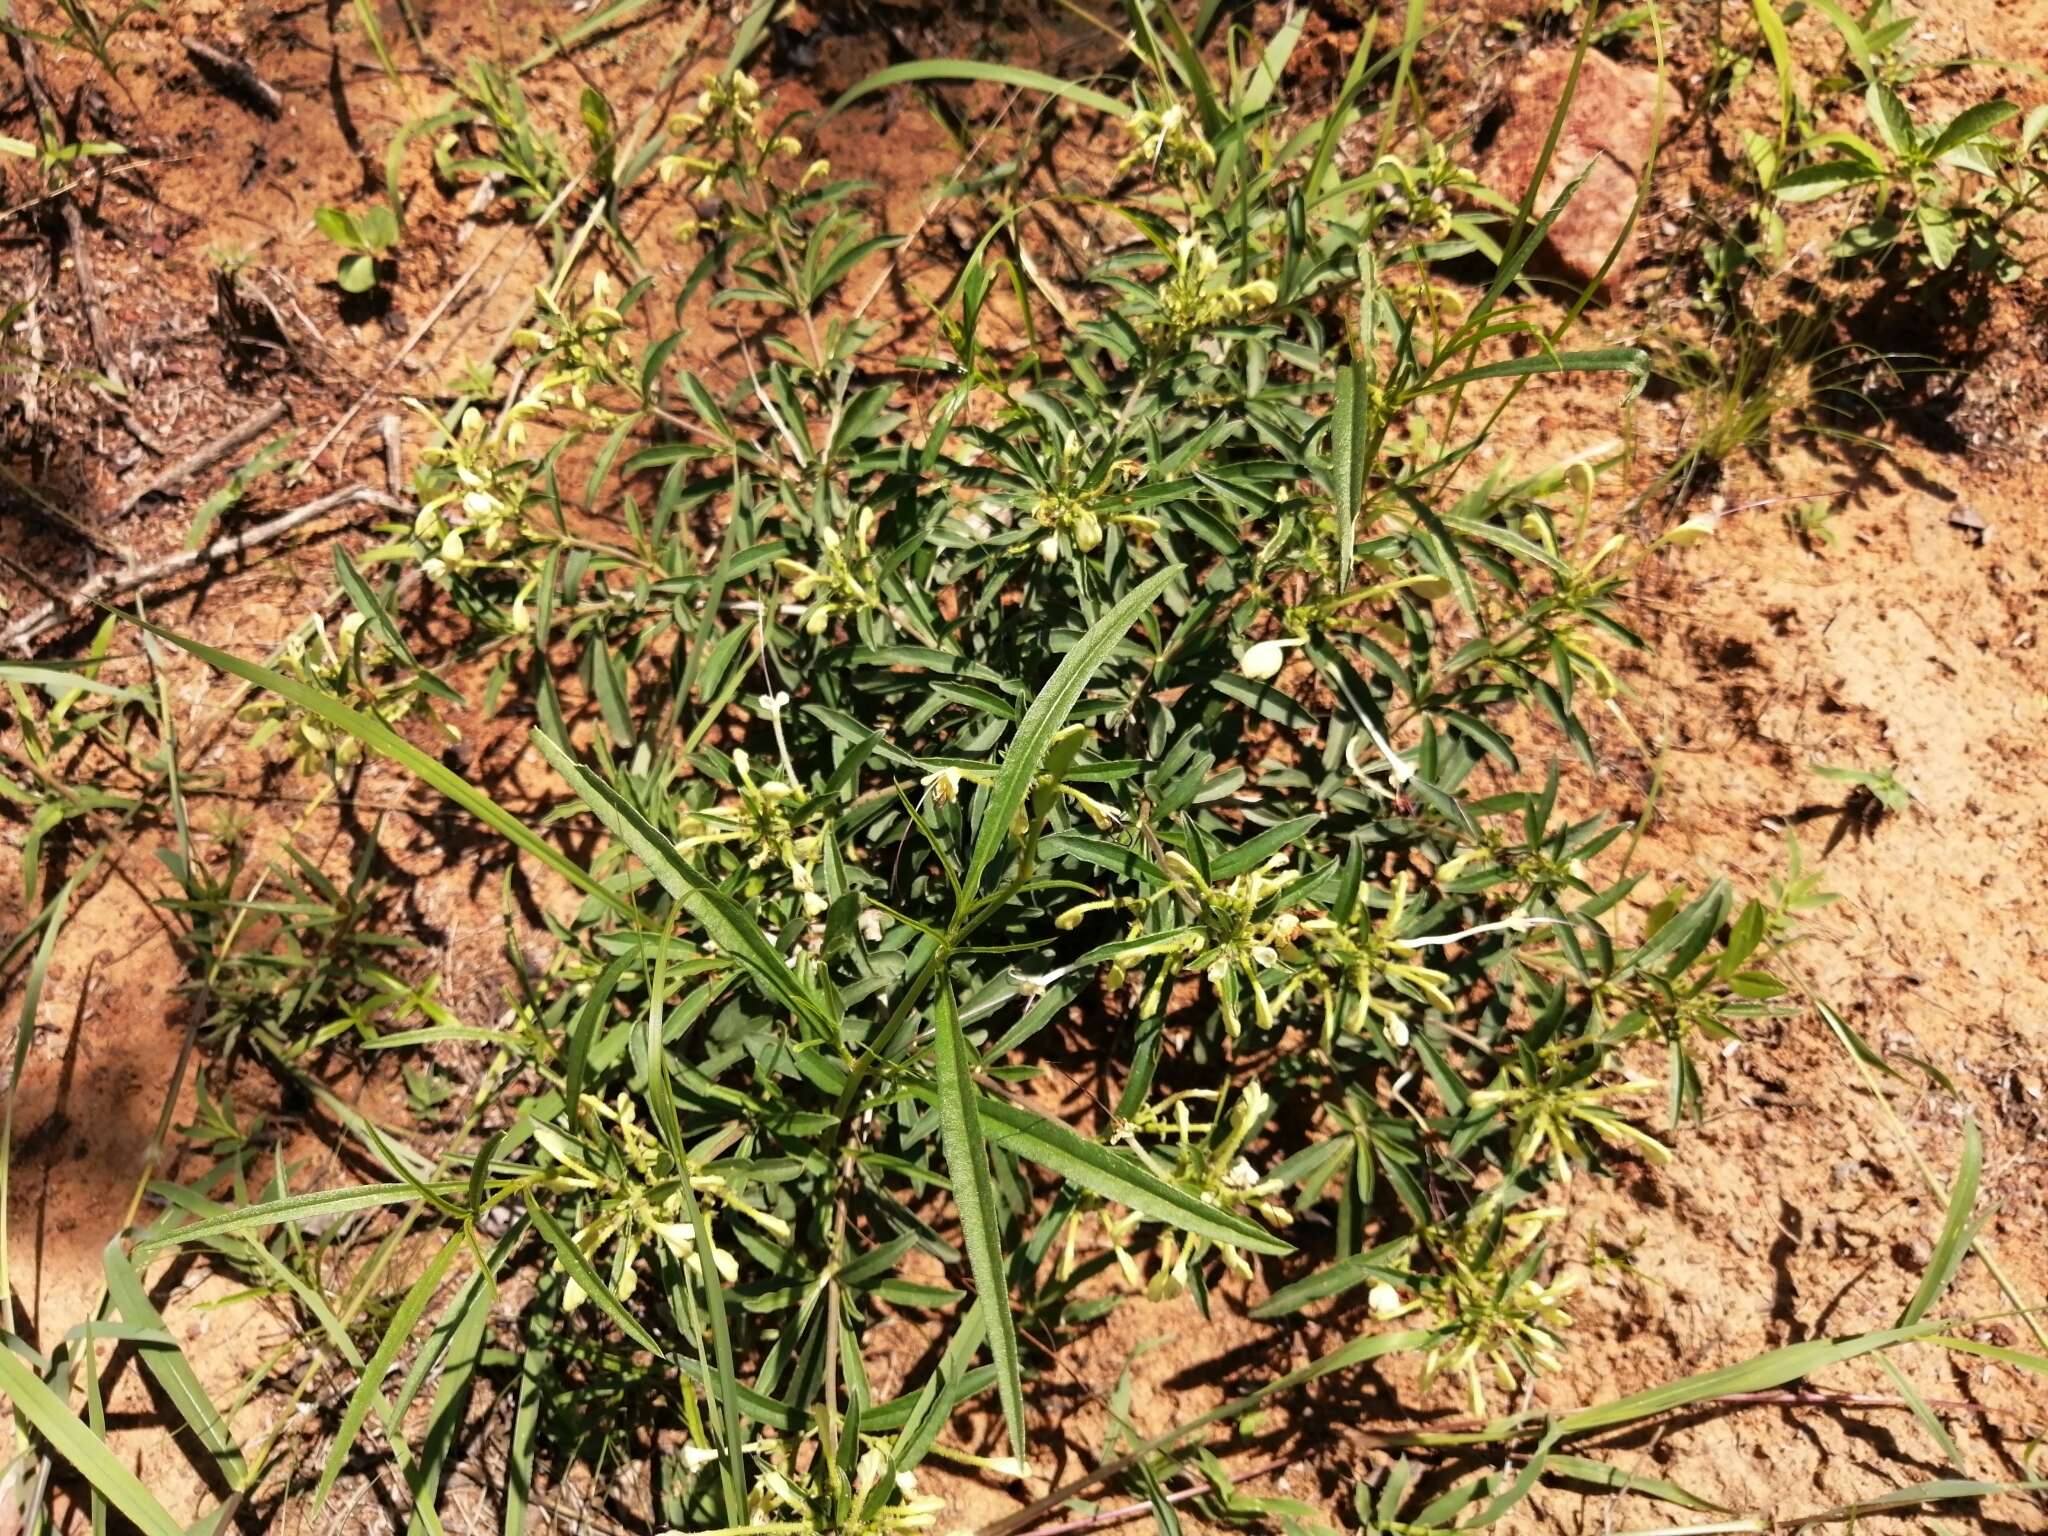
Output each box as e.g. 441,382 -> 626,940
134,618 -> 629,918
831,61 -> 1127,121
309,1235 -> 462,1511
101,1241 -> 247,1486
135,1182 -> 443,1253
1897,1119 -> 1981,1325
1553,1322 -> 1942,1436
933,982 -> 1028,1462
0,1343 -> 185,1536
1542,1454 -> 1727,1513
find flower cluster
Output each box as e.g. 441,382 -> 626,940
245,612 -> 446,777
514,272 -> 632,421
1121,95 -> 1217,183
775,506 -> 885,636
1021,430 -> 1156,564
1062,1081 -> 1291,1299
1296,876 -> 1457,1049
1416,1204 -> 1578,1415
409,399 -> 544,585
677,748 -> 828,916
542,1092 -> 790,1311
1145,236 -> 1277,344
658,70 -> 814,239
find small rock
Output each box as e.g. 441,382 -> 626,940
1478,47 -> 1665,292
1947,504 -> 1990,546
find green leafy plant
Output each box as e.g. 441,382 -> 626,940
1775,85 -> 2036,276
7,10 -> 2036,1536
314,203 -> 400,294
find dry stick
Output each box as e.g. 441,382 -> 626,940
181,38 -> 285,117
1,486 -> 404,652
379,412 -> 405,497
115,399 -> 292,516
1021,1456 -> 1292,1536
5,19 -> 162,454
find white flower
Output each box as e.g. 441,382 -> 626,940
1368,1282 -> 1406,1319
1238,637 -> 1303,680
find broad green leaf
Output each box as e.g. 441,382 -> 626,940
964,565 -> 1181,895
1915,202 -> 1960,270
1330,360 -> 1371,588
1864,82 -> 1915,157
1927,99 -> 2017,159
932,984 -> 1027,1461
1773,159 -> 1882,202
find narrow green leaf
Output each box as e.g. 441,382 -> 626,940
1554,1322 -> 1941,1435
526,1197 -> 669,1360
1786,1477 -> 2048,1529
531,731 -> 837,1036
0,1344 -> 185,1536
1542,1453 -> 1725,1512
1330,360 -> 1371,589
965,565 -> 1181,894
978,1098 -> 1290,1256
932,983 -> 1028,1461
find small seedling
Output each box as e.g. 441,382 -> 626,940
1786,496 -> 1840,551
1810,759 -> 1913,815
314,203 -> 400,293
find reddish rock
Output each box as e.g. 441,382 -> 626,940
1478,47 -> 1664,292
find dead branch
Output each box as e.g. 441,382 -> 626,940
2,486 -> 407,653
182,39 -> 284,118
116,399 -> 292,516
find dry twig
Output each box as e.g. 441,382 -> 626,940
182,39 -> 284,117
2,485 -> 405,653
116,399 -> 292,516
